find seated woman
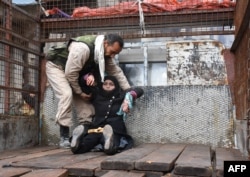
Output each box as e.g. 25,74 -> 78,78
71,75 -> 143,155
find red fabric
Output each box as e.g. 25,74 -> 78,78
47,7 -> 60,15
71,0 -> 236,18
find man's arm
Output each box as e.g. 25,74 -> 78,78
65,42 -> 90,95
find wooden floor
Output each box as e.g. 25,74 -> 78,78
0,143 -> 246,177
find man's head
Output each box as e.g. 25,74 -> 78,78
104,34 -> 124,59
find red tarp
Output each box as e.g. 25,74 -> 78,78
71,0 -> 236,18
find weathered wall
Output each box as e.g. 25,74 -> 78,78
0,117 -> 39,151
166,40 -> 227,85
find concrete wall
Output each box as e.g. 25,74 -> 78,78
0,117 -> 39,151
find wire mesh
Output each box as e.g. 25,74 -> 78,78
126,85 -> 234,148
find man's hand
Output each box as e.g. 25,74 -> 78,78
80,92 -> 92,101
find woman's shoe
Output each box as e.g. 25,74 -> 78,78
103,124 -> 115,155
70,125 -> 84,153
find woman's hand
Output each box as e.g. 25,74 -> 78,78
122,99 -> 130,113
86,74 -> 95,86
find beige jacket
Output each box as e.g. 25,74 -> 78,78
65,40 -> 130,95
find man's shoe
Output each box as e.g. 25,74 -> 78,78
71,125 -> 84,152
103,124 -> 114,155
59,125 -> 70,148
59,137 -> 70,149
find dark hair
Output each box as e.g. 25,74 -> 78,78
104,34 -> 124,48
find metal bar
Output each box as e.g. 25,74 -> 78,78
40,30 -> 234,43
0,55 -> 39,70
4,2 -> 11,114
248,38 -> 250,158
0,85 -> 39,94
0,39 -> 42,56
143,46 -> 148,86
41,12 -> 234,29
0,27 -> 41,47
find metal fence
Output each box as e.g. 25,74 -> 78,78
40,0 -> 236,42
0,0 -> 41,118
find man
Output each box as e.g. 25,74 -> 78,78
45,34 -> 131,148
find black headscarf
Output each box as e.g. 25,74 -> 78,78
99,75 -> 121,98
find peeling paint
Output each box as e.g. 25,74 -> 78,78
166,40 -> 227,85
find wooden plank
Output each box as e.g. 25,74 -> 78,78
215,148 -> 246,177
0,146 -> 59,160
131,170 -> 164,177
0,167 -> 31,177
0,148 -> 69,167
162,173 -> 198,177
65,155 -> 107,177
20,169 -> 68,177
11,151 -> 104,169
94,167 -> 110,177
100,170 -> 146,177
135,144 -> 186,172
174,144 -> 212,177
101,143 -> 162,170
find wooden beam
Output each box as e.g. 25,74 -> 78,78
230,1 -> 250,52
